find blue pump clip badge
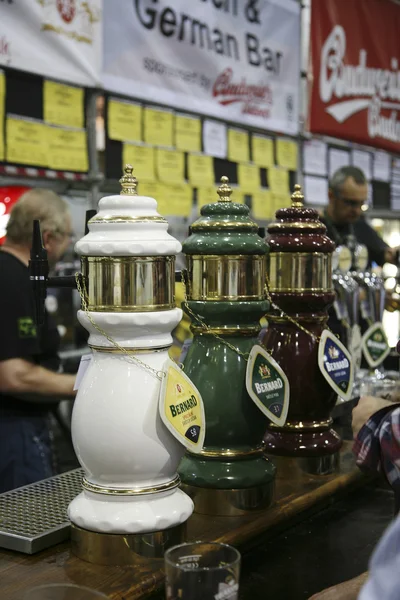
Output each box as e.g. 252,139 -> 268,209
318,330 -> 354,401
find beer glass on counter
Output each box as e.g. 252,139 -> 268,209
165,542 -> 241,600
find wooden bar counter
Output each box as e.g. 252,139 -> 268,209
0,437 -> 372,600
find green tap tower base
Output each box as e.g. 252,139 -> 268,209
178,177 -> 276,516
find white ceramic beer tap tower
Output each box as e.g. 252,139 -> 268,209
68,165 -> 193,564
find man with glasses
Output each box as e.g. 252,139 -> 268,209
0,188 -> 76,492
323,166 -> 396,266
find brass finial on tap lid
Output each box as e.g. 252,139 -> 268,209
291,184 -> 304,207
217,176 -> 233,202
120,164 -> 138,196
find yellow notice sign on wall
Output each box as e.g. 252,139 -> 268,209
197,186 -> 216,213
156,148 -> 185,183
252,135 -> 274,167
144,107 -> 174,147
48,127 -> 88,172
0,72 -> 5,161
123,143 -> 155,182
238,163 -> 260,193
108,99 -> 142,143
139,180 -> 164,202
175,115 -> 201,152
272,193 -> 292,212
268,167 -> 289,195
158,183 -> 193,217
44,80 -> 84,129
188,154 -> 214,187
276,139 -> 298,171
197,186 -> 243,210
228,129 -> 249,163
252,191 -> 274,220
6,117 -> 48,167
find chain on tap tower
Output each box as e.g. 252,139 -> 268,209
178,177 -> 276,516
261,185 -> 341,475
68,166 -> 194,564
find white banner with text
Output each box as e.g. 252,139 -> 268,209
102,0 -> 300,135
0,0 -> 101,87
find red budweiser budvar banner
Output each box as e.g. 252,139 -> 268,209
309,0 -> 400,153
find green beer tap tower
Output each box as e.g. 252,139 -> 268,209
178,177 -> 276,516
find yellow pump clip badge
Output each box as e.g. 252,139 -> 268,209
159,359 -> 205,454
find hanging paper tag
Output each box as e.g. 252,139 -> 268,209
73,354 -> 92,391
318,330 -> 354,401
349,324 -> 362,374
159,358 -> 205,453
245,345 -> 289,426
361,322 -> 390,368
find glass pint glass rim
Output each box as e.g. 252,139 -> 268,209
164,541 -> 241,572
24,583 -> 108,598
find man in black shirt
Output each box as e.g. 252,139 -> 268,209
322,166 -> 396,267
0,189 -> 76,492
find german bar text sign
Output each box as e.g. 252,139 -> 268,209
102,0 -> 300,135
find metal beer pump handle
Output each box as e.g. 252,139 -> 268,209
29,210 -> 96,326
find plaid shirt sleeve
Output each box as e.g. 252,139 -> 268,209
353,404 -> 400,490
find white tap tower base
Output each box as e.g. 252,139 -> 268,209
67,168 -> 193,543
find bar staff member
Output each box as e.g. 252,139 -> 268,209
0,189 -> 76,493
322,166 -> 396,267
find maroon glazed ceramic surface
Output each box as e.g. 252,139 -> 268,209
262,186 -> 341,457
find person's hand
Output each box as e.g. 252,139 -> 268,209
308,572 -> 369,599
352,395 -> 393,438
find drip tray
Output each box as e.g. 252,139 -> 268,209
0,468 -> 83,554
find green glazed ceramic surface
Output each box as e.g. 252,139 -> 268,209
178,177 -> 275,491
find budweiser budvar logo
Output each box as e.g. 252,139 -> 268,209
320,25 -> 400,143
212,67 -> 272,119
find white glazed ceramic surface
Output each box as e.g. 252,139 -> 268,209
75,194 -> 182,257
68,489 -> 193,534
70,339 -> 194,533
77,309 -> 182,349
68,347 -> 195,533
72,349 -> 185,488
69,188 -> 194,534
